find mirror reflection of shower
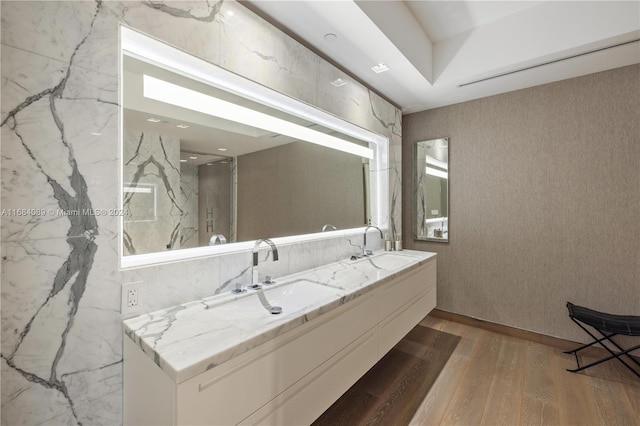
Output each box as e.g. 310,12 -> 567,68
178,152 -> 234,248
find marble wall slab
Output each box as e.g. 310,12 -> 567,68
123,129 -> 182,254
0,1 -> 401,425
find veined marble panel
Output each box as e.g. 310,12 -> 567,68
123,129 -> 182,254
1,1 -> 402,424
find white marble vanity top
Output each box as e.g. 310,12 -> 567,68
123,250 -> 436,383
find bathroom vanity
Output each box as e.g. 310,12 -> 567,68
123,250 -> 436,425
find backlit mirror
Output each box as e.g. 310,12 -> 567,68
120,27 -> 388,267
413,138 -> 449,242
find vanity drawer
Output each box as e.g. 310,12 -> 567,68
377,259 -> 436,321
240,329 -> 378,426
378,285 -> 437,356
176,292 -> 377,425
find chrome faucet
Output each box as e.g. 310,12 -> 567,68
321,224 -> 337,232
362,225 -> 383,257
209,233 -> 227,245
250,238 -> 279,289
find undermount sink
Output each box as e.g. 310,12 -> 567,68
354,252 -> 418,270
208,281 -> 342,317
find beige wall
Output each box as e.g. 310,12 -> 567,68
402,65 -> 640,342
237,141 -> 366,240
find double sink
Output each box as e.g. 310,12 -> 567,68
210,252 -> 419,317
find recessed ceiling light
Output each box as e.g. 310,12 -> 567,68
176,123 -> 189,129
146,117 -> 161,123
189,156 -> 198,160
331,78 -> 347,87
226,10 -> 234,17
180,159 -> 187,163
371,63 -> 389,73
90,132 -> 102,136
206,162 -> 213,166
324,33 -> 337,42
220,161 -> 229,164
218,148 -> 228,152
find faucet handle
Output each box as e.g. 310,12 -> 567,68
231,283 -> 246,294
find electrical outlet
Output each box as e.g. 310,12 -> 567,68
127,288 -> 138,307
122,281 -> 143,317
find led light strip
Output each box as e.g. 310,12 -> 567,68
143,75 -> 374,159
426,154 -> 448,170
426,166 -> 448,179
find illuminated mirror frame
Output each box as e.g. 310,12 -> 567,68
119,26 -> 389,269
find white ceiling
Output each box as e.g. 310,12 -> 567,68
246,1 -> 640,114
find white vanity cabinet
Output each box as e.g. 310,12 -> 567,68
124,255 -> 436,426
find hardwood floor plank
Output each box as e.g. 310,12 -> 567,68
512,342 -> 561,426
410,319 -> 490,425
623,379 -> 640,421
480,336 -> 526,425
439,330 -> 502,425
312,384 -> 379,426
567,353 -> 640,425
364,354 -> 433,425
408,353 -> 468,425
554,350 -> 603,425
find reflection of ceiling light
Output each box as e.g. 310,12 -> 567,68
146,117 -> 161,123
180,159 -> 187,163
371,63 -> 389,73
226,10 -> 234,16
331,78 -> 347,87
425,155 -> 448,170
176,123 -> 189,129
189,156 -> 198,159
206,163 -> 213,166
124,186 -> 152,194
220,161 -> 229,164
218,148 -> 227,151
426,167 -> 448,179
91,132 -> 102,136
143,75 -> 374,159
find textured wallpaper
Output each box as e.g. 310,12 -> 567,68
403,64 -> 640,343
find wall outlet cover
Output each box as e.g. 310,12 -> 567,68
122,281 -> 144,317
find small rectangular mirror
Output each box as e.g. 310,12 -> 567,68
413,138 -> 449,242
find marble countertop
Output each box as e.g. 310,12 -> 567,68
123,249 -> 436,384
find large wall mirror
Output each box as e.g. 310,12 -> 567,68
120,27 -> 388,267
413,138 -> 449,242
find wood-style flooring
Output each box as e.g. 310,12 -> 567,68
313,325 -> 460,426
313,313 -> 640,425
411,315 -> 640,425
